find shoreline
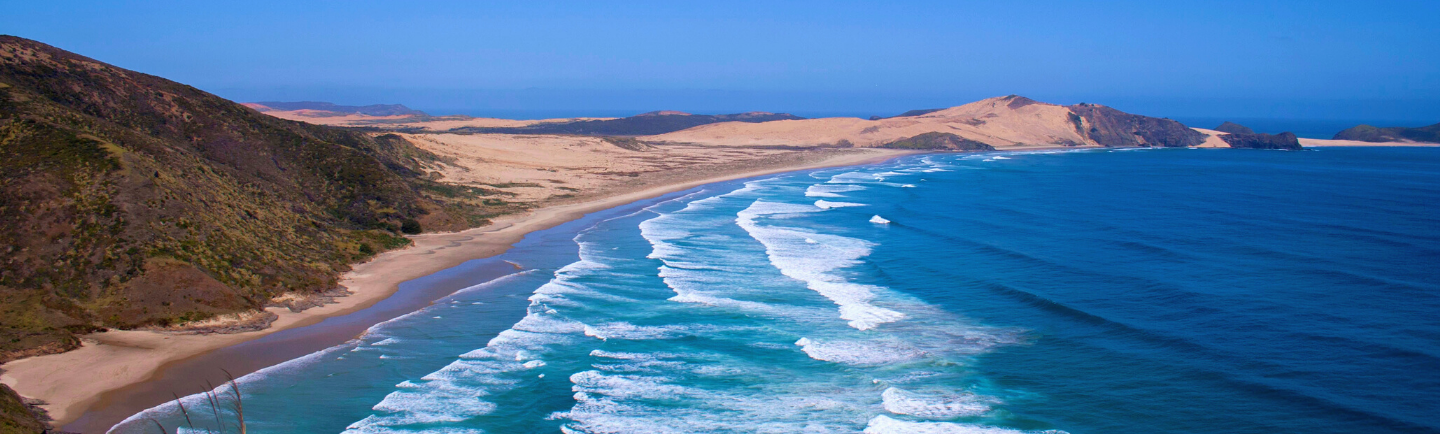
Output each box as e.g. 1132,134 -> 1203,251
1297,137 -> 1440,147
0,148 -> 913,432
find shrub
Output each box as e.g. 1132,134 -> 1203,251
400,218 -> 422,234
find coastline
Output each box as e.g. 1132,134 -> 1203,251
1298,137 -> 1440,147
0,148 -> 913,431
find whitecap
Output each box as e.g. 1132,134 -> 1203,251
882,387 -> 993,418
815,200 -> 866,209
864,415 -> 1039,434
794,337 -> 925,366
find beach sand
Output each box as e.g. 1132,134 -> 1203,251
1299,137 -> 1439,147
0,147 -> 909,431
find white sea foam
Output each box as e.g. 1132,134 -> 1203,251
805,183 -> 866,197
738,200 -> 905,330
870,215 -> 891,224
815,200 -> 865,209
881,387 -> 993,418
583,322 -> 705,340
865,416 -> 1039,434
794,337 -> 926,365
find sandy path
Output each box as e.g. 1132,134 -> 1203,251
0,149 -> 910,427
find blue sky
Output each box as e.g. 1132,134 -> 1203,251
4,0 -> 1439,121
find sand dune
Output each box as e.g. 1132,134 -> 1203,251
645,96 -> 1102,149
399,132 -> 850,202
1191,128 -> 1234,148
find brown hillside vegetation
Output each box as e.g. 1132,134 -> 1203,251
0,36 -> 500,367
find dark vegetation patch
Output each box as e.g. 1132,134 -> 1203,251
1004,95 -> 1039,109
601,136 -> 654,151
881,132 -> 996,151
1333,122 -> 1440,143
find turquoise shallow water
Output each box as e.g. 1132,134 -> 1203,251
116,147 -> 1440,434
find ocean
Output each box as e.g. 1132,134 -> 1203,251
114,147 -> 1440,434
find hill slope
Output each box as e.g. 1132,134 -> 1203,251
646,96 -> 1207,149
0,35 -> 494,373
1333,122 -> 1440,144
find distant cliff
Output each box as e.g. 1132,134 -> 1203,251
1067,102 -> 1208,148
0,36 -> 496,370
1333,122 -> 1440,143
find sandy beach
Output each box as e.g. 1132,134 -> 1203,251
1298,137 -> 1440,147
0,147 -> 910,431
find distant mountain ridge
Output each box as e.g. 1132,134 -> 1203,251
247,101 -> 427,117
460,110 -> 805,136
1333,122 -> 1440,143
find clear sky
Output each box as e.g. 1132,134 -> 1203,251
4,0 -> 1439,122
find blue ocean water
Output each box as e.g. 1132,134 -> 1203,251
115,147 -> 1440,434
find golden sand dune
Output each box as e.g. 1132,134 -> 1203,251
645,96 -> 1104,149
398,132 -> 882,203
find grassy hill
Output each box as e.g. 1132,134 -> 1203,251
0,34 -> 502,379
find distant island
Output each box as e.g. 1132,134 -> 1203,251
1333,122 -> 1440,144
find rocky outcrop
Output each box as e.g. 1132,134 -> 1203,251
1067,103 -> 1207,148
1214,121 -> 1255,135
881,132 -> 996,151
1220,131 -> 1303,150
1333,122 -> 1440,143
